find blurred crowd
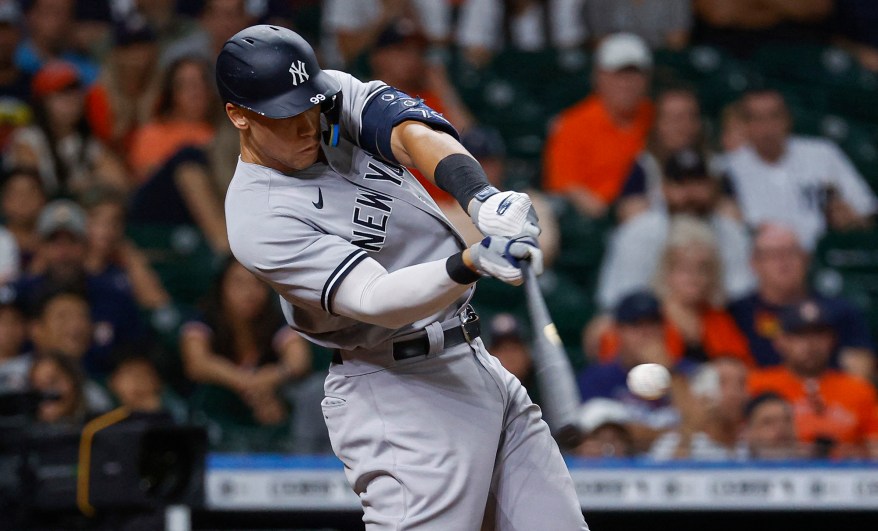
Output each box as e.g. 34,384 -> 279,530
1,0 -> 878,461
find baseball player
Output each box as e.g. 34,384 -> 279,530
217,25 -> 587,530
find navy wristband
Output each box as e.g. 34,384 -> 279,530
446,251 -> 481,285
434,153 -> 493,211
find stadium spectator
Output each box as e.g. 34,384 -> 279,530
692,0 -> 835,57
128,56 -> 217,184
5,62 -> 127,195
573,398 -> 636,458
749,299 -> 878,459
108,354 -> 178,417
486,313 -> 534,389
725,88 -> 877,249
29,287 -> 92,361
323,0 -> 451,68
181,258 -> 312,449
0,285 -> 27,391
729,224 -> 875,379
15,200 -> 145,377
161,0 -> 254,66
0,2 -> 33,160
0,167 -> 45,271
576,0 -> 692,50
14,0 -> 99,83
595,150 -> 754,314
27,350 -> 110,425
27,288 -> 113,413
86,18 -> 161,154
616,87 -> 738,222
651,358 -> 749,460
438,126 -> 559,266
456,0 -> 589,67
577,291 -> 679,452
543,33 -> 654,218
82,186 -> 170,311
742,392 -> 800,460
647,216 -> 752,367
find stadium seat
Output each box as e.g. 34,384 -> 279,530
813,229 -> 878,335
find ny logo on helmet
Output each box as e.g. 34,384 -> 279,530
289,60 -> 309,86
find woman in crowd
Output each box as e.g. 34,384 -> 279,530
651,215 -> 753,367
128,56 -> 217,185
180,257 -> 312,450
5,62 -> 127,196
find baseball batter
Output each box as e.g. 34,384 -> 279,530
217,25 -> 587,530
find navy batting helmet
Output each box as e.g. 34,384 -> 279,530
216,25 -> 341,121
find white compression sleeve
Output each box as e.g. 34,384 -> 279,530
332,256 -> 474,329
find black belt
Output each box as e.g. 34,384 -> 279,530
332,308 -> 480,365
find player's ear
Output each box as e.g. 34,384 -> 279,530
226,103 -> 249,130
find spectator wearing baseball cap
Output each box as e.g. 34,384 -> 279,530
438,125 -> 560,267
729,224 -> 875,380
572,398 -> 635,458
749,299 -> 878,459
543,33 -> 654,218
5,61 -> 128,195
742,392 -> 800,460
595,148 -> 754,317
14,200 -> 146,377
576,291 -> 680,452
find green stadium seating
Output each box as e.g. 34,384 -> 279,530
813,229 -> 878,336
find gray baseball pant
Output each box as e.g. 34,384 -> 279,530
321,335 -> 588,530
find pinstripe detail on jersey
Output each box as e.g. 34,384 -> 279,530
321,249 -> 369,314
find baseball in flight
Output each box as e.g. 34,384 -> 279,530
627,363 -> 671,400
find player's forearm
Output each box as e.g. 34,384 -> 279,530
389,120 -> 469,183
333,254 -> 476,329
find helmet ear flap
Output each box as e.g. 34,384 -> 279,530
321,92 -> 343,147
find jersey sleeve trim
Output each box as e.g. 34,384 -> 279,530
321,249 -> 369,315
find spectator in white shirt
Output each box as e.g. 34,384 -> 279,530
650,358 -> 750,461
0,225 -> 19,284
726,88 -> 877,249
322,0 -> 451,68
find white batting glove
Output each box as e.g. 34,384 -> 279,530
468,188 -> 541,238
468,235 -> 544,286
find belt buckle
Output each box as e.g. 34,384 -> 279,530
459,305 -> 477,343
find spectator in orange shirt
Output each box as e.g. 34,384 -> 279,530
595,216 -> 753,368
543,33 -> 654,218
128,56 -> 218,184
749,299 -> 878,459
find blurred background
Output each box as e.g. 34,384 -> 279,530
1,0 -> 878,529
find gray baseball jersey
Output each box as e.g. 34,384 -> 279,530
226,70 -> 471,351
225,70 -> 587,530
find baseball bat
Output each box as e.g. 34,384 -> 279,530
520,261 -> 584,449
